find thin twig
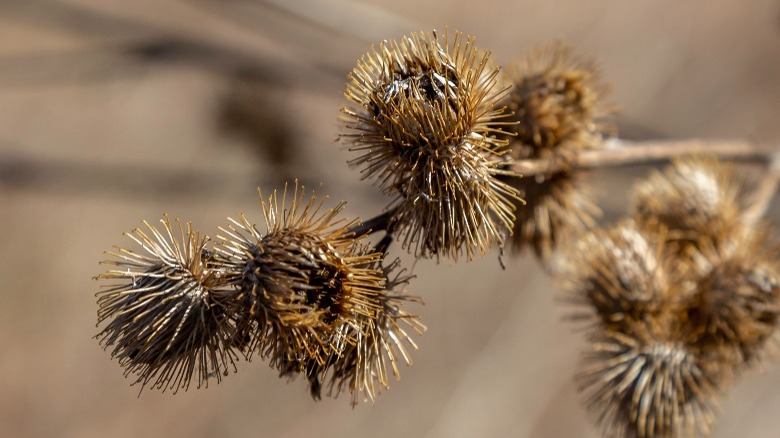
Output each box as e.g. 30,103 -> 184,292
744,153 -> 780,223
511,138 -> 774,176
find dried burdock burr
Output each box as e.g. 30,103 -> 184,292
562,220 -> 672,331
95,216 -> 238,392
682,228 -> 780,368
631,157 -> 742,247
214,182 -> 388,393
503,41 -> 613,159
341,30 -> 519,261
577,321 -> 722,438
501,42 -> 613,259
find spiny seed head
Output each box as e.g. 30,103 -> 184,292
577,323 -> 721,438
215,182 -> 385,379
682,228 -> 780,367
341,30 -> 520,261
505,170 -> 600,260
631,157 -> 742,246
562,221 -> 672,331
503,41 -> 614,160
95,216 -> 238,393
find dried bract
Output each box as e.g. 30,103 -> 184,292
95,217 -> 237,392
341,30 -> 519,260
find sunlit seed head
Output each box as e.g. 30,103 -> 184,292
341,30 -> 520,261
95,216 -> 238,393
215,182 -> 386,381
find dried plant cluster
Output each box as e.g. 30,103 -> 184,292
95,28 -> 780,435
341,30 -> 519,261
493,42 -> 612,260
564,159 -> 780,437
96,184 -> 424,404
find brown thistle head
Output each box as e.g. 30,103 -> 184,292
215,182 -> 386,391
340,30 -> 520,261
631,157 -> 742,248
682,227 -> 780,368
95,216 -> 238,393
503,41 -> 614,161
561,220 -> 672,331
577,321 -> 723,438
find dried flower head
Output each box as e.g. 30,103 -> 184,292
95,216 -> 238,392
631,157 -> 742,245
683,228 -> 780,367
215,183 -> 386,386
503,41 -> 614,160
341,30 -> 519,260
324,258 -> 426,405
577,323 -> 722,438
500,42 -> 612,259
507,171 -> 600,260
562,221 -> 671,330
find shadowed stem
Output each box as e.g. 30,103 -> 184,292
348,208 -> 397,257
511,138 -> 774,176
348,207 -> 397,238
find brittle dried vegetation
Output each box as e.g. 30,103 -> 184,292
91,28 -> 780,438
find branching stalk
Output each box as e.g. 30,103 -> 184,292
511,138 -> 773,176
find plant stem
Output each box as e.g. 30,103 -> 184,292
348,207 -> 396,237
744,154 -> 780,223
511,138 -> 774,176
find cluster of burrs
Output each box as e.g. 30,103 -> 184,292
96,28 -> 779,434
94,29 -> 618,406
96,184 -> 424,404
563,158 -> 780,437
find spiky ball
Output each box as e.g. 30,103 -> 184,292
631,157 -> 742,246
503,41 -> 613,159
577,323 -> 721,438
562,221 -> 672,330
96,217 -> 238,392
341,30 -> 519,261
216,183 -> 386,389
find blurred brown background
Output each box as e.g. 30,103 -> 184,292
2,1 -> 780,437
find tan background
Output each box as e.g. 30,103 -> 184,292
2,0 -> 780,437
